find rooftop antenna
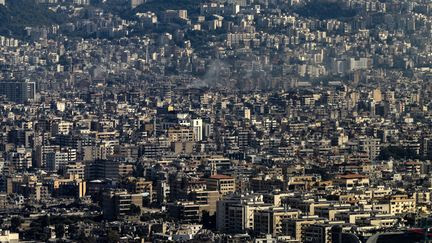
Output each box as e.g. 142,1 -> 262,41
154,114 -> 157,138
144,39 -> 150,64
146,45 -> 149,64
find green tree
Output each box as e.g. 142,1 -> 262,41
55,224 -> 65,239
40,215 -> 51,227
129,204 -> 141,216
106,229 -> 120,243
201,211 -> 216,230
0,0 -> 68,37
10,217 -> 23,232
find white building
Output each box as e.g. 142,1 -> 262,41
0,230 -> 19,243
192,118 -> 203,141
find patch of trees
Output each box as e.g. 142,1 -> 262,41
294,0 -> 358,20
377,146 -> 422,160
0,0 -> 67,37
121,0 -> 202,19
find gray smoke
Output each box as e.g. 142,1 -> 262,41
189,59 -> 230,88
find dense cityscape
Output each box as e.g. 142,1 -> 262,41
1,0 -> 432,242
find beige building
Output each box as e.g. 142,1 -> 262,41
0,230 -> 19,243
334,174 -> 369,189
189,190 -> 220,215
335,211 -> 371,224
216,194 -> 271,233
51,120 -> 73,135
358,137 -> 381,161
52,175 -> 87,198
206,174 -> 236,195
285,175 -> 321,190
254,207 -> 301,236
357,216 -> 400,228
314,205 -> 350,221
123,177 -> 153,201
388,194 -> 416,215
167,201 -> 205,223
171,142 -> 194,154
282,217 -> 325,241
102,190 -> 143,220
302,224 -> 333,243
285,197 -> 332,216
168,127 -> 195,142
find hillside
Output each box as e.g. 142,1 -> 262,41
0,0 -> 66,37
295,0 -> 358,20
118,0 -> 202,20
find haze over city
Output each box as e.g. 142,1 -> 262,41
0,0 -> 432,242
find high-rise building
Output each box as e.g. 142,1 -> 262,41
0,80 -> 36,103
192,119 -> 203,141
244,107 -> 251,120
